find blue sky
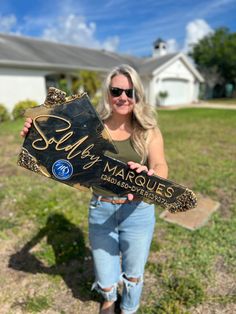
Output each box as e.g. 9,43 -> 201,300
0,0 -> 236,56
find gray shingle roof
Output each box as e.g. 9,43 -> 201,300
0,33 -> 189,77
0,33 -> 143,72
138,53 -> 179,75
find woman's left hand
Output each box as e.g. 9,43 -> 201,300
127,161 -> 155,201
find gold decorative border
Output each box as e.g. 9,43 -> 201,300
166,188 -> 198,213
44,87 -> 86,107
18,148 -> 40,173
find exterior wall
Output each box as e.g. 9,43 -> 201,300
0,58 -> 201,112
149,59 -> 199,106
141,77 -> 151,104
0,68 -> 47,112
193,80 -> 200,102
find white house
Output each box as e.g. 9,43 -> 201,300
0,34 -> 204,112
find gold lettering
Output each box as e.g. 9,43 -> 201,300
32,115 -> 71,150
80,143 -> 94,159
104,162 -> 117,175
155,183 -> 166,196
135,175 -> 146,187
165,187 -> 174,198
55,131 -> 74,151
32,114 -> 101,169
136,187 -> 141,193
115,168 -> 125,179
83,155 -> 102,169
146,178 -> 157,191
125,171 -> 135,183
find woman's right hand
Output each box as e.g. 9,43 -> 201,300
20,117 -> 33,137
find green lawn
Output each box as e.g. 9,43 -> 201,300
0,109 -> 236,313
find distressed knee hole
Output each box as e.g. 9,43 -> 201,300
92,282 -> 118,302
101,286 -> 114,292
124,274 -> 141,283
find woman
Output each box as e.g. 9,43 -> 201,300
21,64 -> 168,314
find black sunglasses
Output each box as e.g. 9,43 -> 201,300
109,86 -> 135,99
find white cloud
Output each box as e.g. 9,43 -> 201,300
42,14 -> 119,52
166,39 -> 178,53
184,19 -> 214,51
0,12 -> 119,53
0,14 -> 18,33
103,37 -> 120,52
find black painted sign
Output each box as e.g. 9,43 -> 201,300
18,87 -> 197,213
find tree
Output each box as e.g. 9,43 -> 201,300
72,70 -> 102,98
189,28 -> 236,91
58,78 -> 71,95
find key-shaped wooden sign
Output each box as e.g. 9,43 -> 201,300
18,87 -> 197,213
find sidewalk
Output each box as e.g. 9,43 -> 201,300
158,102 -> 236,110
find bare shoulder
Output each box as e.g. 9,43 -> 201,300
148,127 -> 164,145
147,127 -> 168,178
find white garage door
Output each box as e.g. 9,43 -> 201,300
160,79 -> 189,106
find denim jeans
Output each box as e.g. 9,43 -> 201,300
89,194 -> 155,314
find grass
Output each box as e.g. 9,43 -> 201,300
0,109 -> 236,313
0,218 -> 16,231
24,295 -> 51,313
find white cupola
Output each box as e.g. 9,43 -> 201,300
153,38 -> 167,57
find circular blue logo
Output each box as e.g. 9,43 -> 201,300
52,159 -> 73,180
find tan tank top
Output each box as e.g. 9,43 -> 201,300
92,137 -> 142,196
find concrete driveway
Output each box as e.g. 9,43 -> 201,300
158,101 -> 236,110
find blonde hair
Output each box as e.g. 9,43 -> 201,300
97,64 -> 158,163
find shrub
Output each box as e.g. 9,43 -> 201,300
91,94 -> 101,108
0,104 -> 10,122
157,90 -> 169,106
58,78 -> 71,95
12,100 -> 38,120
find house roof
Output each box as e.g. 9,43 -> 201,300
0,33 -> 203,81
138,53 -> 179,76
0,33 -> 142,72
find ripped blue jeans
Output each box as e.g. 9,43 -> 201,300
89,195 -> 155,314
